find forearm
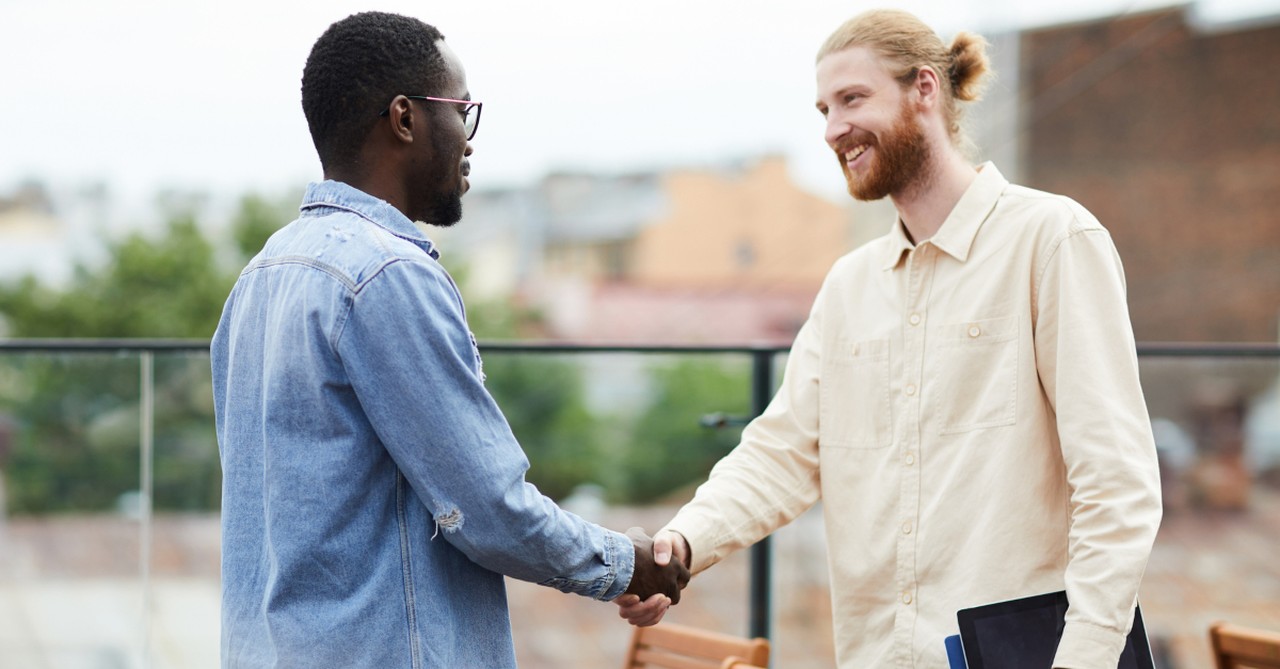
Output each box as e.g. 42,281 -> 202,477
1053,399 -> 1161,666
664,311 -> 825,575
663,409 -> 822,574
449,476 -> 636,601
1052,463 -> 1161,667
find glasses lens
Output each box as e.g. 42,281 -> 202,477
464,103 -> 480,140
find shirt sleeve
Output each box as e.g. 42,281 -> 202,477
1033,225 -> 1163,668
662,287 -> 826,574
335,257 -> 633,602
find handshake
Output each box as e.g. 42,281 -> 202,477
615,527 -> 692,627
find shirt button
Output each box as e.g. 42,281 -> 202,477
902,522 -> 913,535
908,313 -> 921,326
968,325 -> 981,338
905,384 -> 917,396
905,452 -> 916,466
902,592 -> 913,605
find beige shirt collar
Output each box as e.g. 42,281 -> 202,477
881,161 -> 1008,270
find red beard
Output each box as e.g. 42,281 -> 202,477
835,99 -> 930,202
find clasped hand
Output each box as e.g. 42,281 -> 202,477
615,528 -> 690,627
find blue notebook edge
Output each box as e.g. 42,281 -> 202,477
945,634 -> 967,669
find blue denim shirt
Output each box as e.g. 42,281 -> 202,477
211,180 -> 634,668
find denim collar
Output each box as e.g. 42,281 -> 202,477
299,180 -> 440,260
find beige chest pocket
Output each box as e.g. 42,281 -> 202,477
821,336 -> 892,449
933,316 -> 1018,434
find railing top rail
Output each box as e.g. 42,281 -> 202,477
1135,342 -> 1280,357
0,338 -> 794,355
0,338 -> 1277,357
0,338 -> 211,353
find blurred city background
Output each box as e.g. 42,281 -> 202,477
1,0 -> 1278,668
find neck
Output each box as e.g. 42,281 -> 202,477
891,148 -> 977,245
326,160 -> 408,217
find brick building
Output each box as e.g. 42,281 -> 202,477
1020,7 -> 1280,343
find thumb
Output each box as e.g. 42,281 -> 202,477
653,532 -> 673,566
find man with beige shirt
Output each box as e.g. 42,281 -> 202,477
615,9 -> 1162,668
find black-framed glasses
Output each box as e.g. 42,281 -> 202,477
379,96 -> 483,141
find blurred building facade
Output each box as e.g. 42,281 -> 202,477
1019,6 -> 1280,344
0,184 -> 66,286
439,155 -> 880,344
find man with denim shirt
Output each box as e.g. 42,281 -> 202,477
211,12 -> 686,668
617,10 -> 1162,669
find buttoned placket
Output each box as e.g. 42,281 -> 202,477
893,242 -> 934,667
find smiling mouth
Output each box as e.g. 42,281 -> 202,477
844,144 -> 870,165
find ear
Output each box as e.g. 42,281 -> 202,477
912,66 -> 942,111
384,95 -> 419,145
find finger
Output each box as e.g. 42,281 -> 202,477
646,597 -> 671,625
623,597 -> 670,627
653,532 -> 672,566
618,594 -> 667,622
672,533 -> 690,566
614,594 -> 640,607
633,606 -> 668,627
618,593 -> 664,615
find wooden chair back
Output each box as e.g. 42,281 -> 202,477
622,622 -> 770,669
1211,622 -> 1280,669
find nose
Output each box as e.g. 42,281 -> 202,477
464,142 -> 473,157
825,111 -> 851,149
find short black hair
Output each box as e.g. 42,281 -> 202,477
301,12 -> 448,171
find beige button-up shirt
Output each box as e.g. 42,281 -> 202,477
665,164 -> 1162,668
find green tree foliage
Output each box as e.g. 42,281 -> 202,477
0,356 -> 143,512
0,192 -> 294,513
0,214 -> 224,338
614,358 -> 750,504
0,189 -> 616,511
0,353 -> 220,514
0,189 -> 765,512
483,353 -> 603,501
231,193 -> 296,260
445,262 -> 605,501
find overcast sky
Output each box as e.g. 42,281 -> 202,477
1,0 -> 1274,207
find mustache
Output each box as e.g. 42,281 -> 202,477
833,133 -> 877,157
461,159 -> 471,178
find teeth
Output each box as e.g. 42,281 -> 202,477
845,144 -> 869,162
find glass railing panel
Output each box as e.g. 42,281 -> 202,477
0,343 -> 1274,669
147,351 -> 220,669
0,351 -> 148,668
478,349 -> 759,667
1137,354 -> 1280,669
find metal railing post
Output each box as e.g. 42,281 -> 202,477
139,352 -> 154,669
748,349 -> 774,643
